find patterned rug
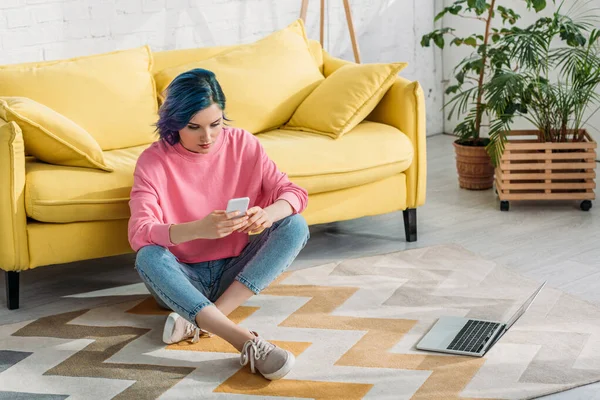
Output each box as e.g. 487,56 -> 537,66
1,244 -> 600,400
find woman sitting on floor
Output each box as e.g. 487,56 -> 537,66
128,68 -> 310,381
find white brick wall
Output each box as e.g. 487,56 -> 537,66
0,0 -> 25,10
31,3 -> 63,23
0,0 -> 444,135
6,7 -> 31,28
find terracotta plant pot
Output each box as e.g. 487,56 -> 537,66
453,141 -> 494,190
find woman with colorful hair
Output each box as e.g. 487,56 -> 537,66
128,68 -> 309,380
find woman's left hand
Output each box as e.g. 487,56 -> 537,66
238,206 -> 273,234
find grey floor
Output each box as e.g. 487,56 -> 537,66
1,134 -> 599,399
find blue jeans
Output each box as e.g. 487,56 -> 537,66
134,214 -> 310,327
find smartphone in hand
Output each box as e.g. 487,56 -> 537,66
226,197 -> 250,219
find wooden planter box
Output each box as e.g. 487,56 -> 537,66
495,130 -> 596,211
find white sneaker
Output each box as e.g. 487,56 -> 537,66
240,332 -> 295,380
162,312 -> 212,344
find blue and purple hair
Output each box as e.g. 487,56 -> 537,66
155,68 -> 228,145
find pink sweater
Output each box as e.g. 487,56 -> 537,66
128,127 -> 308,263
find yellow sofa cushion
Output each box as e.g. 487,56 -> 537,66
0,46 -> 158,151
152,45 -> 233,75
154,19 -> 324,134
24,122 -> 412,223
257,121 -> 413,194
152,39 -> 324,76
307,39 -> 325,73
25,144 -> 150,223
286,62 -> 407,139
0,97 -> 112,172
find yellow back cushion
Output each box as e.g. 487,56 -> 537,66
307,39 -> 325,74
286,62 -> 408,139
152,45 -> 234,75
154,19 -> 324,134
0,97 -> 112,171
152,39 -> 324,76
0,46 -> 158,150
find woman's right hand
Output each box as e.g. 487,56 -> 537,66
196,210 -> 249,239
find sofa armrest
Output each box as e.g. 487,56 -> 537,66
0,119 -> 29,271
322,50 -> 427,208
367,78 -> 427,208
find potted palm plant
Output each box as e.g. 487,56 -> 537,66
485,0 -> 599,211
421,0 -> 548,190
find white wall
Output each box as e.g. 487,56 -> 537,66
442,0 -> 600,143
0,0 -> 444,136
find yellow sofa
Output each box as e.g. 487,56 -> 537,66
0,40 -> 426,310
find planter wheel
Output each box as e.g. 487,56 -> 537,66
500,201 -> 510,212
580,200 -> 592,212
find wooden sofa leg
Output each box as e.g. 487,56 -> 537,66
5,271 -> 19,310
403,208 -> 417,242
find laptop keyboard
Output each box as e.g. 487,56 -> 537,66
447,320 -> 501,353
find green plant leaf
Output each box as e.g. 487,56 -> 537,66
486,118 -> 510,167
434,35 -> 445,49
446,85 -> 461,95
434,10 -> 446,22
472,58 -> 485,73
434,4 -> 464,21
445,85 -> 479,122
420,28 -> 454,48
450,5 -> 463,15
504,101 -> 519,115
464,37 -> 478,47
518,103 -> 528,113
420,34 -> 431,47
498,5 -> 522,25
559,20 -> 587,47
529,0 -> 546,13
467,0 -> 487,14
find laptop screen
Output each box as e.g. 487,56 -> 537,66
505,282 -> 546,330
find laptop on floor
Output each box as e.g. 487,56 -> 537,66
416,281 -> 546,357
